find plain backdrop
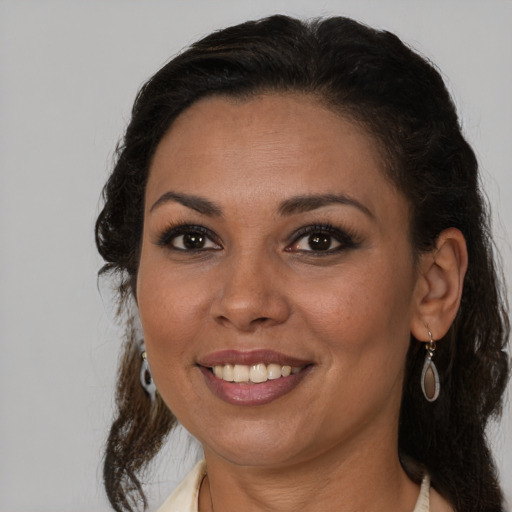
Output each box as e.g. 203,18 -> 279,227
0,1 -> 511,511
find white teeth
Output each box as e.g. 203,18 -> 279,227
267,363 -> 281,380
233,364 -> 249,382
223,364 -> 234,382
249,363 -> 267,383
212,363 -> 303,383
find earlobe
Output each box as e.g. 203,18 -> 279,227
411,228 -> 468,341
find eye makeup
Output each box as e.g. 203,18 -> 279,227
153,217 -> 361,257
285,222 -> 361,255
154,222 -> 222,251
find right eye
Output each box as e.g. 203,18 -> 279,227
157,225 -> 221,251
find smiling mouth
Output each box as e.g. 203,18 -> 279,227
209,363 -> 304,383
197,350 -> 312,405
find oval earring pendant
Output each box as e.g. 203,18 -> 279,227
140,350 -> 157,403
421,353 -> 440,402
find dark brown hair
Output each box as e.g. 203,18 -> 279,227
95,15 -> 510,512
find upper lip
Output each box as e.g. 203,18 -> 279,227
197,349 -> 312,368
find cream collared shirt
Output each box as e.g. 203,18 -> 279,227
157,460 -> 431,512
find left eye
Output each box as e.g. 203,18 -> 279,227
156,225 -> 221,251
292,233 -> 342,252
171,232 -> 219,250
286,225 -> 356,253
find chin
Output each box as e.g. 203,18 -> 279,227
197,419 -> 311,468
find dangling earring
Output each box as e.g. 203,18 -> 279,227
421,329 -> 440,402
140,345 -> 157,403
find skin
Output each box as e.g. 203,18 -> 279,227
137,94 -> 462,511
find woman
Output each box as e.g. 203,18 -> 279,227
95,15 -> 510,512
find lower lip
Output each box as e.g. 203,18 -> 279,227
199,366 -> 311,406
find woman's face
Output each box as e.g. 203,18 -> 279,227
137,94 -> 421,468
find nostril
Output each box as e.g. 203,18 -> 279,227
253,316 -> 272,324
210,277 -> 291,330
214,314 -> 272,331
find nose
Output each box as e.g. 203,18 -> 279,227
210,251 -> 291,332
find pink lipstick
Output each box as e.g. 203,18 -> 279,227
197,350 -> 312,406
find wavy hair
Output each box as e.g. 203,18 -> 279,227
95,15 -> 510,512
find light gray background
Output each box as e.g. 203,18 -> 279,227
1,1 -> 511,511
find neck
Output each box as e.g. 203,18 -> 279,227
199,427 -> 420,512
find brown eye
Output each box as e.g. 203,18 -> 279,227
295,233 -> 341,252
171,232 -> 220,251
307,234 -> 337,251
285,224 -> 358,254
157,225 -> 221,251
182,233 -> 206,249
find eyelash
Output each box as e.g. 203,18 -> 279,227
156,224 -> 221,251
286,223 -> 359,255
155,222 -> 359,254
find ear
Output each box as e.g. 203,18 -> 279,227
410,228 -> 468,342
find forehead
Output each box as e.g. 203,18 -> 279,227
146,93 -> 401,216
155,93 -> 382,165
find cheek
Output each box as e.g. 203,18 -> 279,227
295,261 -> 415,422
292,255 -> 415,357
136,257 -> 210,357
136,261 -> 212,412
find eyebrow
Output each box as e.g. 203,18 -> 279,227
150,191 -> 222,216
150,191 -> 373,219
278,193 -> 374,218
